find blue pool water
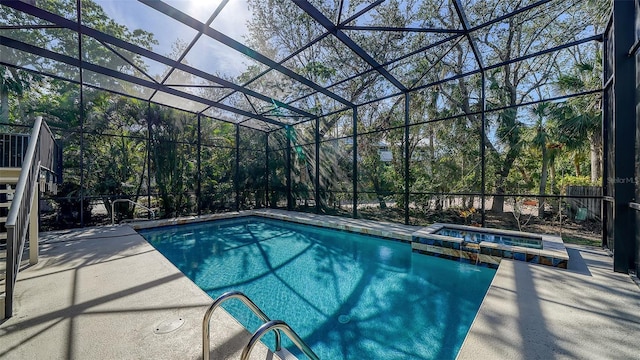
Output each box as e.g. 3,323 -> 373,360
436,228 -> 543,249
140,217 -> 495,360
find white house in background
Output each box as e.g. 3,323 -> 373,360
341,138 -> 394,162
378,142 -> 393,162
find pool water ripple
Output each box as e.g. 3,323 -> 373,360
140,217 -> 495,360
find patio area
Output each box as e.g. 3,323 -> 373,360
458,244 -> 640,359
0,225 -> 279,360
0,219 -> 638,359
1,1 -> 639,358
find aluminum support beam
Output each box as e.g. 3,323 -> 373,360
612,0 -> 637,273
352,107 -> 358,218
404,93 -> 410,225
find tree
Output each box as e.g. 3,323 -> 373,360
1,0 -> 156,123
528,102 -> 561,217
427,0 -> 606,212
0,5 -> 48,123
235,0 -> 606,219
237,126 -> 267,209
200,120 -> 235,212
553,58 -> 602,183
1,0 -> 159,224
148,106 -> 197,217
83,93 -> 149,221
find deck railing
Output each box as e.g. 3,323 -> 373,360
3,116 -> 58,319
1,133 -> 30,168
0,128 -> 62,181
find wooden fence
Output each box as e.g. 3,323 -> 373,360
565,186 -> 602,220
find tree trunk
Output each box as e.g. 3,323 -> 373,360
1,80 -> 9,123
550,162 -> 556,194
429,126 -> 435,175
574,154 -> 581,177
491,147 -> 519,213
589,133 -> 602,182
133,141 -> 148,216
538,147 -> 548,218
492,187 -> 505,213
103,198 -> 113,220
372,177 -> 387,209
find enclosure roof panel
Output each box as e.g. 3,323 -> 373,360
0,0 -> 606,131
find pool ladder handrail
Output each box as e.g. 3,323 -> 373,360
203,291 -> 319,360
111,198 -> 155,225
241,320 -> 319,360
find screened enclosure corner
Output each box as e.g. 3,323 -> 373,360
1,0 -> 639,273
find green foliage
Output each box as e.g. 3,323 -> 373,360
83,94 -> 149,220
237,127 -> 267,209
302,62 -> 336,82
0,0 -> 157,121
200,121 -> 235,212
149,105 -> 197,217
558,175 -> 598,188
1,0 -> 609,226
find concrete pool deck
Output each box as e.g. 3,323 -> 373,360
0,225 -> 280,360
1,211 -> 639,359
457,244 -> 640,360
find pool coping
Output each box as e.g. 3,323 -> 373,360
130,209 -> 421,241
130,210 -> 569,269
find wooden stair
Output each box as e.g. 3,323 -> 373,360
0,169 -> 19,239
0,168 -> 19,319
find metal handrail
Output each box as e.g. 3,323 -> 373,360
203,291 -> 282,360
4,116 -> 57,319
111,198 -> 155,225
241,320 -> 319,360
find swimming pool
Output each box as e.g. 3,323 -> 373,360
139,216 -> 495,359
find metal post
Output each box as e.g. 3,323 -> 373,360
315,118 -> 320,214
147,103 -> 152,215
5,219 -> 15,319
352,107 -> 358,218
265,133 -> 270,208
29,182 -> 38,265
197,114 -> 202,215
602,20 -> 611,249
480,72 -> 487,227
77,0 -> 84,227
404,93 -> 410,225
634,2 -> 640,277
235,124 -> 240,211
612,0 -> 636,273
286,126 -> 292,211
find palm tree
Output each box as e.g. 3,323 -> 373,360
553,59 -> 602,183
529,102 -> 565,217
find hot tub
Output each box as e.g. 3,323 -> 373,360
411,223 -> 569,268
435,227 -> 543,249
